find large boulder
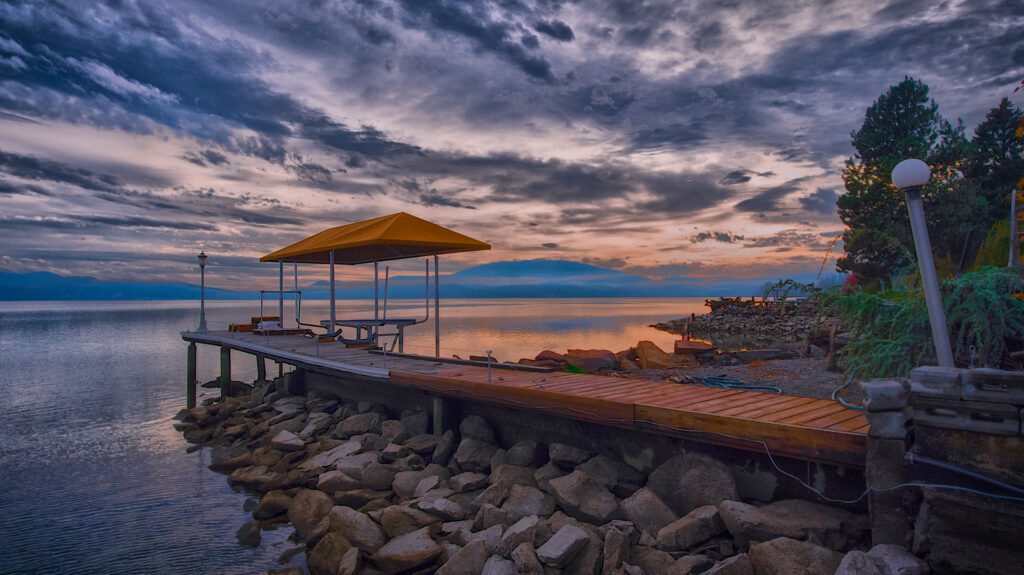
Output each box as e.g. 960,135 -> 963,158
316,470 -> 361,494
548,443 -> 590,469
481,555 -> 517,575
835,544 -> 929,575
270,429 -> 306,452
300,439 -> 362,470
361,462 -> 398,491
636,340 -> 692,369
380,505 -> 441,539
620,488 -> 678,537
227,465 -> 281,492
236,520 -> 261,547
657,505 -> 725,551
630,545 -> 677,574
511,542 -> 545,575
286,489 -> 334,540
577,454 -> 646,497
494,515 -> 541,557
507,440 -> 547,467
602,527 -> 630,573
307,532 -> 353,575
393,464 -> 451,499
501,485 -> 555,521
450,472 -> 489,493
646,453 -> 738,516
333,412 -> 383,439
329,505 -> 386,553
370,526 -> 441,574
719,499 -> 867,550
565,349 -> 617,373
436,538 -> 488,575
253,490 -> 292,520
490,464 -> 538,488
536,524 -> 590,568
453,438 -> 497,473
548,470 -> 620,525
702,553 -> 753,575
459,414 -> 496,444
748,537 -> 843,575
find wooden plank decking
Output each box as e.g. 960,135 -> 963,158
183,330 -> 868,467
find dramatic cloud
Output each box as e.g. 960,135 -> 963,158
0,0 -> 1018,286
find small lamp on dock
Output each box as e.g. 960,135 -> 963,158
891,159 -> 953,367
197,251 -> 208,333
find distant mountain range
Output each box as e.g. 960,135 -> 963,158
0,260 -> 846,300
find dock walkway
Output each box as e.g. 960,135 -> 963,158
183,330 -> 868,468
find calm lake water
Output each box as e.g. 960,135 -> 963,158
0,297 -> 708,574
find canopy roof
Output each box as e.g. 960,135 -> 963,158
260,212 -> 491,264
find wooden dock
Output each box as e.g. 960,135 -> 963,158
183,331 -> 868,468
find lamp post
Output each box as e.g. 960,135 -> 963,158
892,159 -> 954,368
197,251 -> 208,333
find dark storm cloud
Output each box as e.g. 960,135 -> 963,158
287,161 -> 334,185
741,230 -> 829,249
397,0 -> 556,82
0,150 -> 122,192
0,178 -> 51,196
692,231 -> 744,243
630,121 -> 707,151
719,170 -> 775,185
0,214 -> 214,231
182,149 -> 231,167
734,181 -> 804,213
799,188 -> 839,214
541,242 -> 558,248
533,19 -> 574,42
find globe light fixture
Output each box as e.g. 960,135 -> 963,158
891,159 -> 953,368
197,251 -> 208,333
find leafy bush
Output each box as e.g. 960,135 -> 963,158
819,266 -> 1024,378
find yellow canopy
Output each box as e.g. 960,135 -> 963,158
260,212 -> 491,264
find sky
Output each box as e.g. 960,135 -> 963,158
0,0 -> 1021,290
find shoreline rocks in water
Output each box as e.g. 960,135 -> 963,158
173,377 -> 916,575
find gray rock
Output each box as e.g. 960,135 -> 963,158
646,453 -> 738,516
501,484 -> 555,522
379,505 -> 441,539
621,487 -> 678,537
370,526 -> 441,574
463,523 -> 505,553
490,464 -> 538,488
450,472 -> 489,493
669,554 -> 716,575
719,499 -> 867,550
748,537 -> 843,575
418,497 -> 465,521
578,454 -> 646,498
657,505 -> 725,551
495,514 -> 540,557
236,520 -> 261,547
333,488 -> 390,509
548,443 -> 590,468
307,531 -> 353,575
381,420 -> 409,444
702,553 -> 753,575
300,439 -> 362,470
481,555 -> 517,575
549,470 -> 620,525
404,433 -> 443,454
253,490 -> 292,520
453,438 -> 497,473
835,551 -> 882,575
361,462 -> 397,491
413,475 -> 442,497
866,544 -> 929,575
490,448 -> 509,470
602,527 -> 629,573
630,545 -> 676,574
316,470 -> 361,494
328,505 -> 386,553
287,489 -> 334,540
380,442 -> 411,463
534,460 -> 569,492
470,483 -> 511,515
337,546 -> 359,575
334,412 -> 383,439
507,440 -> 546,467
459,414 -> 496,444
474,503 -> 512,530
432,429 -> 457,465
271,430 -> 306,452
227,465 -> 281,491
536,523 -> 590,568
401,410 -> 430,437
393,464 -> 451,499
511,542 -> 544,575
436,538 -> 487,575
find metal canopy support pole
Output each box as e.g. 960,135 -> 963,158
434,255 -> 440,357
329,250 -> 336,333
905,187 -> 954,368
278,259 -> 284,329
374,262 -> 379,320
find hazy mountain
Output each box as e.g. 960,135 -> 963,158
0,260 -> 846,300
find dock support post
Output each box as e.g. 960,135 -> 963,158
256,353 -> 266,383
432,396 -> 459,434
219,346 -> 231,398
862,379 -> 911,546
186,342 -> 197,409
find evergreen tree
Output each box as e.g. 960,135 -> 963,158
837,77 -> 971,283
965,98 -> 1024,226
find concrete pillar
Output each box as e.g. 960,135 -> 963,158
862,378 -> 911,546
256,353 -> 266,383
219,346 -> 231,398
186,342 -> 197,409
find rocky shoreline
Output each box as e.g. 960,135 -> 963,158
175,376 -> 926,575
654,300 -> 842,349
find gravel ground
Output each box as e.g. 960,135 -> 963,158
620,357 -> 867,404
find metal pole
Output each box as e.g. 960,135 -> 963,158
198,260 -> 207,332
1010,188 -> 1020,269
278,260 -> 284,330
374,261 -> 379,320
329,250 -> 336,334
434,255 -> 440,357
905,187 -> 954,368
